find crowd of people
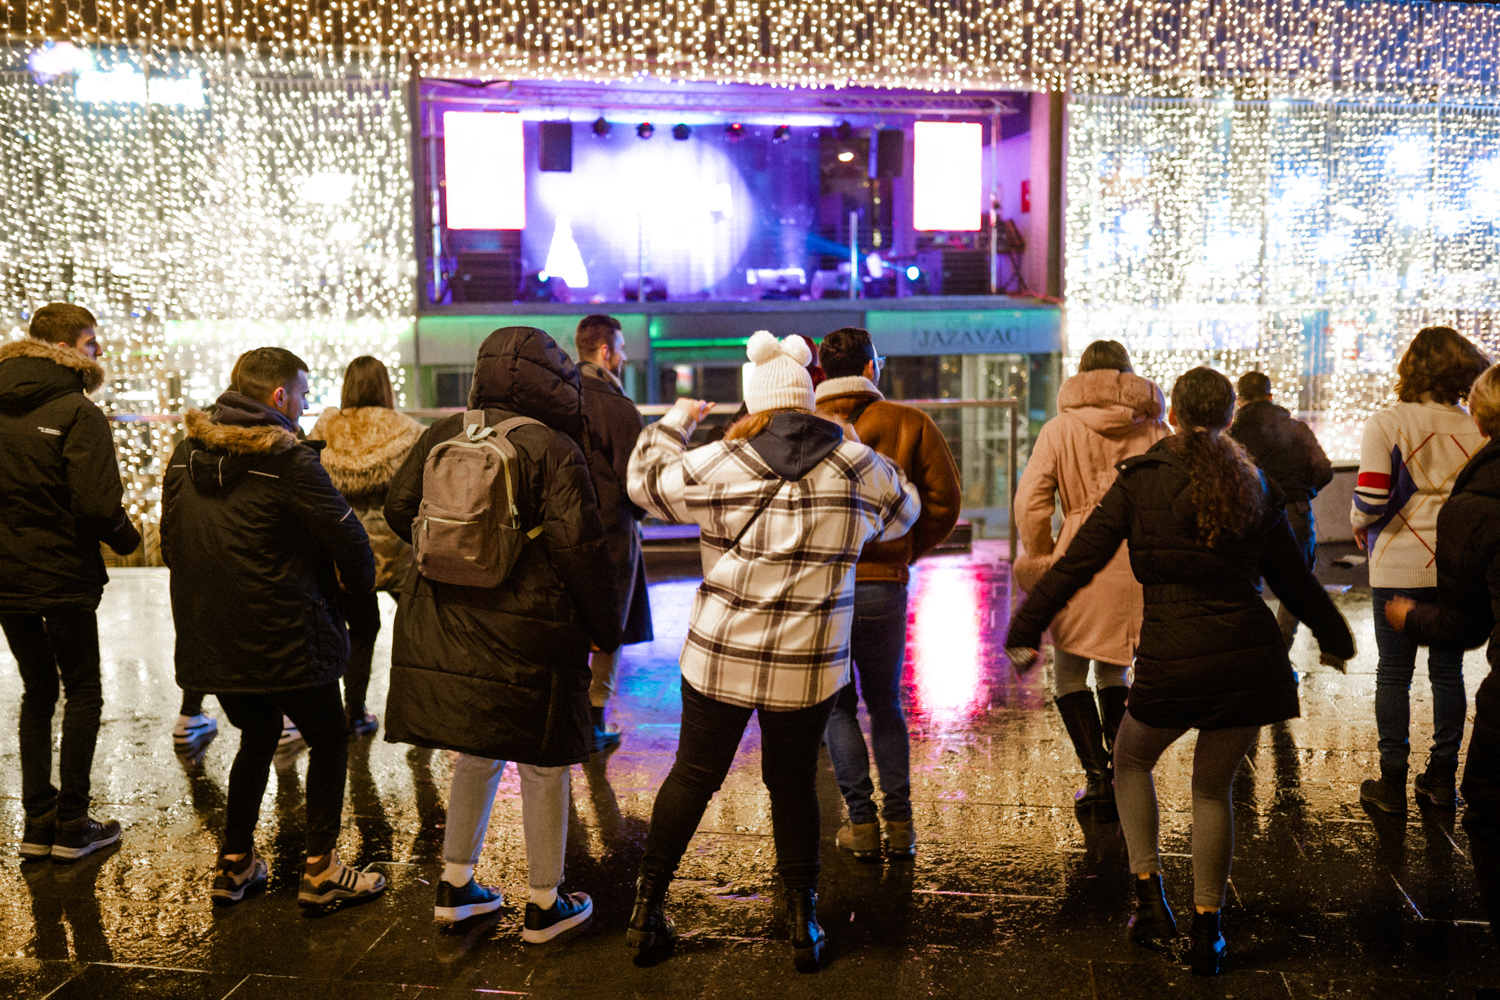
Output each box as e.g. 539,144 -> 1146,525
0,303 -> 1495,975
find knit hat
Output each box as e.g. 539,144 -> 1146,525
744,331 -> 816,414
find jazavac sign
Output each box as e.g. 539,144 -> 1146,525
865,309 -> 1062,357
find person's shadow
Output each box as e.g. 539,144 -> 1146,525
21,847 -> 117,963
346,737 -> 396,868
406,746 -> 446,862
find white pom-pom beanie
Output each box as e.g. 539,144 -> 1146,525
743,331 -> 815,414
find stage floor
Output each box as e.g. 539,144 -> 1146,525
0,551 -> 1493,998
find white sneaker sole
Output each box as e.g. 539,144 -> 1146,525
434,896 -> 505,924
19,842 -> 52,858
298,875 -> 387,907
522,900 -> 593,943
51,826 -> 121,861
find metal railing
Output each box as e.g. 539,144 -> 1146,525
107,398 -> 1023,559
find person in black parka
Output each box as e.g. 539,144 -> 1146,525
383,326 -> 621,939
1007,367 -> 1355,978
1,304 -> 140,863
574,314 -> 654,752
162,346 -> 384,909
1385,363 -> 1500,919
1229,371 -> 1335,648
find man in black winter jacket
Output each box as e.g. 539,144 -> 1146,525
575,314 -> 653,752
0,303 -> 141,863
1230,371 -> 1335,647
161,347 -> 383,910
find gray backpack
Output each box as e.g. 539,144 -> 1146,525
412,410 -> 544,588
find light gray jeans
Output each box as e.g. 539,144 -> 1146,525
1051,649 -> 1130,698
443,754 -> 569,890
1113,712 -> 1261,909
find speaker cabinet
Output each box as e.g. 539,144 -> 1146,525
540,121 -> 573,172
876,128 -> 905,178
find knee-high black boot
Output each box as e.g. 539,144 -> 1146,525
1056,691 -> 1113,815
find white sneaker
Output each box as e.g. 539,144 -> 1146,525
173,714 -> 218,745
278,715 -> 301,747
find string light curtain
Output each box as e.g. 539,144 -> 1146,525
1066,94 -> 1500,461
0,45 -> 412,529
7,1 -> 1500,95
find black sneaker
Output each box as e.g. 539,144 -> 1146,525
20,809 -> 56,860
211,851 -> 268,906
522,891 -> 593,943
434,878 -> 504,924
51,816 -> 120,863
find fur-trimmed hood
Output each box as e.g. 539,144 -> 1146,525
815,375 -> 883,402
0,338 -> 105,413
309,405 -> 423,501
1056,369 -> 1165,438
182,404 -> 300,493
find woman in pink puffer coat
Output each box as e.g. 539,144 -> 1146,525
1014,340 -> 1168,821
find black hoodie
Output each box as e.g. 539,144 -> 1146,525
0,338 -> 140,613
160,393 -> 374,693
383,327 -> 622,766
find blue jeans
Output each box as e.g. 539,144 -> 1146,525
1371,586 -> 1467,773
824,581 -> 912,824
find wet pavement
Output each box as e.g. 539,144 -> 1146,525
0,544 -> 1495,998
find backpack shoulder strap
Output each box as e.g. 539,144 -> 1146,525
462,409 -> 491,442
492,415 -> 546,438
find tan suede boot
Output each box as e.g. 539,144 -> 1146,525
835,821 -> 882,861
883,819 -> 917,858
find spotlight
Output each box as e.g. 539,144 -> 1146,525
725,122 -> 745,141
836,120 -> 854,141
592,116 -> 611,138
672,123 -> 692,141
837,150 -> 855,163
637,122 -> 654,139
905,265 -> 921,281
772,124 -> 791,143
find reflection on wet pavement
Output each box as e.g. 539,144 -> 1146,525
0,544 -> 1496,998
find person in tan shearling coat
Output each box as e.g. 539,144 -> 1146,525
1014,340 -> 1168,819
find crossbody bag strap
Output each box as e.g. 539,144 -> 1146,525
729,479 -> 788,552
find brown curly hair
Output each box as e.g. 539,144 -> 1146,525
1165,367 -> 1266,548
1396,326 -> 1491,405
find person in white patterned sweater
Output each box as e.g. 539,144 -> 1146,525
622,332 -> 920,971
1353,326 -> 1491,814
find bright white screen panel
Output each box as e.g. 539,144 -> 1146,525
444,111 -> 525,230
913,121 -> 982,231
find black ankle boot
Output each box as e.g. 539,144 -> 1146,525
625,873 -> 676,951
1190,909 -> 1227,976
1415,758 -> 1459,809
1056,691 -> 1113,809
1127,873 -> 1177,942
786,889 -> 825,971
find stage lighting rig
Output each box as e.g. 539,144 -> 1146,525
592,117 -> 611,137
726,122 -> 745,141
772,125 -> 791,143
636,122 -> 654,139
672,123 -> 692,140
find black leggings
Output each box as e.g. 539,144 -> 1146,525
641,679 -> 835,893
217,683 -> 348,856
341,590 -> 381,716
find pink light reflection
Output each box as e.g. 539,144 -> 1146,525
906,562 -> 986,726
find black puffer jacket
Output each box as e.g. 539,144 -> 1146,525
1008,440 -> 1355,730
1407,438 -> 1500,730
1229,400 -> 1334,503
0,338 -> 140,612
579,361 -> 653,645
383,327 -> 623,767
161,393 -> 375,693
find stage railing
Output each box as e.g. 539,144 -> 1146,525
106,398 -> 1022,562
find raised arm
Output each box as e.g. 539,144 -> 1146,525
864,449 -> 922,543
1006,475 -> 1134,652
627,401 -> 708,525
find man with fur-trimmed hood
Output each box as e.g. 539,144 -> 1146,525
0,303 -> 141,864
161,346 -> 382,910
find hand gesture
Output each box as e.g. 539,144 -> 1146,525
1007,647 -> 1039,675
1383,595 -> 1416,632
672,397 -> 716,423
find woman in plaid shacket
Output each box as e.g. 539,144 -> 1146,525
623,332 -> 920,970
